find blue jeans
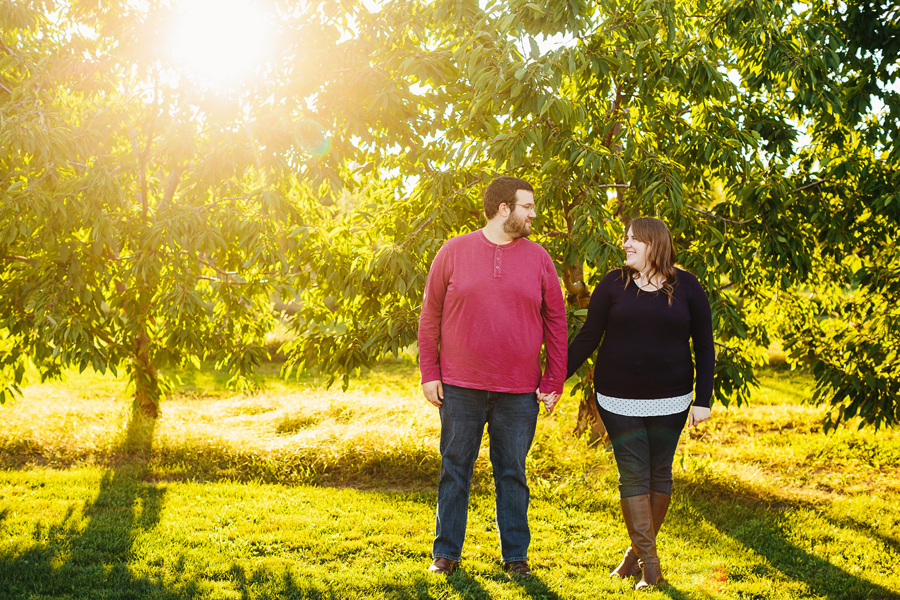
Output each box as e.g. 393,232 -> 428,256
598,403 -> 690,498
433,384 -> 539,563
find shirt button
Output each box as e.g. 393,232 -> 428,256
496,266 -> 500,269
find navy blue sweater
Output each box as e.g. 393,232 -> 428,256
566,268 -> 715,407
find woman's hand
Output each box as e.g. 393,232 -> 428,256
688,406 -> 711,427
536,389 -> 559,413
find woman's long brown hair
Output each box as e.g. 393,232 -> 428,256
622,217 -> 678,305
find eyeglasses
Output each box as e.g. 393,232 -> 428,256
511,203 -> 536,212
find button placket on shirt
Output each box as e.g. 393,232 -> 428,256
494,247 -> 502,278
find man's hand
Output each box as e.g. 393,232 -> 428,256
688,406 -> 711,427
422,380 -> 444,407
536,389 -> 559,413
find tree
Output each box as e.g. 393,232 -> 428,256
279,0 -> 900,432
0,0 -> 321,415
778,0 -> 900,430
3,0 -> 898,432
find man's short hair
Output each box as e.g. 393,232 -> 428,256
483,176 -> 534,219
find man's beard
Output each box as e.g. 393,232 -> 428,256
503,211 -> 532,239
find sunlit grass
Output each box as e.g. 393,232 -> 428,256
1,359 -> 440,487
1,360 -> 899,598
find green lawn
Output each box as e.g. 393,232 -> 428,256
1,362 -> 898,599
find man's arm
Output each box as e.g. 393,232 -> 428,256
418,245 -> 451,406
538,253 -> 568,397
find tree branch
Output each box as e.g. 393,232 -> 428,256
197,276 -> 248,285
792,179 -> 825,193
139,74 -> 160,219
2,255 -> 33,265
685,205 -> 754,225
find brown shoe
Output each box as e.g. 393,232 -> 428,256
428,557 -> 458,575
503,560 -> 532,578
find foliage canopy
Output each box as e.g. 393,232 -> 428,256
1,0 -> 898,429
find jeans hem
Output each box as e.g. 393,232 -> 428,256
502,556 -> 528,563
433,552 -> 462,562
619,488 -> 650,499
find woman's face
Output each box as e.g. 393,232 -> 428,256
624,227 -> 650,273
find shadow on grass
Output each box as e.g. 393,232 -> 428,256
213,561 -> 446,600
0,411 -> 188,599
507,573 -> 563,599
829,512 -> 900,558
680,476 -> 896,599
447,569 -> 492,599
663,583 -> 718,599
214,562 -> 561,600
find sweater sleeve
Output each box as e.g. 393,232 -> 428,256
688,274 -> 715,407
566,271 -> 616,379
538,254 -> 568,395
417,245 -> 451,383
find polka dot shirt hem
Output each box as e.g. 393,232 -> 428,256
596,391 -> 693,417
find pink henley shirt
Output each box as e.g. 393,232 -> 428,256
418,230 -> 568,395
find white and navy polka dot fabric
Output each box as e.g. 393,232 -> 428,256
596,391 -> 694,417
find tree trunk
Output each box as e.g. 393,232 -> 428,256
574,366 -> 607,444
134,326 -> 160,419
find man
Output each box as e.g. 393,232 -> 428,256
418,176 -> 568,578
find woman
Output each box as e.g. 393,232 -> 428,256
567,217 -> 714,590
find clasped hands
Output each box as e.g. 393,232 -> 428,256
422,380 -> 559,413
536,389 -> 558,413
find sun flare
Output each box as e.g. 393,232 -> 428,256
170,0 -> 271,87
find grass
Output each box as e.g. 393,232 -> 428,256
1,360 -> 899,599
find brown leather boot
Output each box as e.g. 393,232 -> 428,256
610,546 -> 640,578
620,494 -> 665,590
611,492 -> 670,579
649,491 -> 671,534
636,557 -> 663,591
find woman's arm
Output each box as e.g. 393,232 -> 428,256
688,274 -> 715,408
566,272 -> 615,379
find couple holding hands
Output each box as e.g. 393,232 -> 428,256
418,176 -> 714,590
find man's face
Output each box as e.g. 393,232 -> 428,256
502,190 -> 536,239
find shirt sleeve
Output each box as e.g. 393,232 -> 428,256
688,274 -> 715,407
417,244 -> 451,384
538,254 -> 568,395
566,271 -> 615,379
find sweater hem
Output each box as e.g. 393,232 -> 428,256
442,378 -> 539,395
594,384 -> 694,400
